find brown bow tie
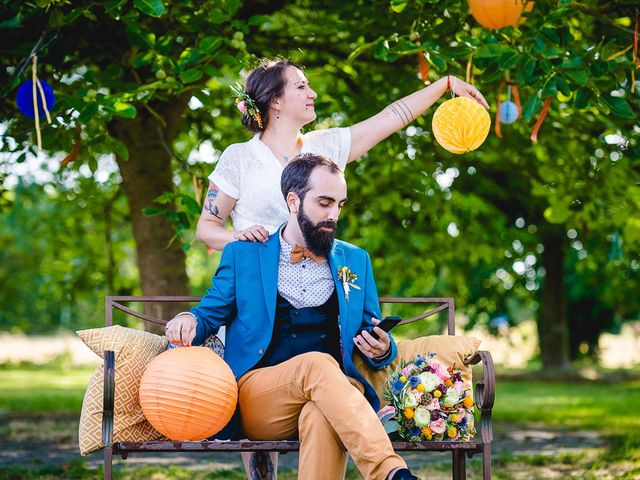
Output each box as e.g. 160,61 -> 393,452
290,244 -> 324,264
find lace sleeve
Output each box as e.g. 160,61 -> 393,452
208,144 -> 242,199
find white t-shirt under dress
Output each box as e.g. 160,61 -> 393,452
209,127 -> 351,234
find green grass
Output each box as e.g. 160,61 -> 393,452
0,365 -> 94,413
1,366 -> 639,478
495,379 -> 640,431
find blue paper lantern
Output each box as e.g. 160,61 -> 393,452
499,101 -> 519,124
16,80 -> 55,119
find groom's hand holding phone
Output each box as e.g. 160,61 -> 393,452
353,316 -> 401,359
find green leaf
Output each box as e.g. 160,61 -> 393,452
111,101 -> 137,119
573,88 -> 592,109
134,0 -> 165,17
498,51 -> 519,70
248,14 -> 270,26
541,48 -> 563,59
179,68 -> 204,83
541,28 -> 560,45
200,36 -> 223,55
542,78 -> 558,97
178,47 -> 201,68
48,9 -> 65,28
590,60 -> 609,78
624,217 -> 640,244
374,40 -> 390,61
0,14 -> 21,29
475,44 -> 510,60
216,53 -> 237,66
203,65 -> 224,77
78,103 -> 99,123
181,195 -> 201,215
209,12 -> 229,24
600,95 -> 635,119
544,200 -> 572,224
154,192 -> 174,204
142,207 -> 167,217
109,138 -> 129,161
563,69 -> 587,86
390,0 -> 409,13
517,57 -> 536,83
522,95 -> 542,122
560,57 -> 583,69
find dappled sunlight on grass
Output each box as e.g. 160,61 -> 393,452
0,367 -> 93,413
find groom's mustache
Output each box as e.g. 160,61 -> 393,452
314,220 -> 337,231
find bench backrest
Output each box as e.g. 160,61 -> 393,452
105,296 -> 457,334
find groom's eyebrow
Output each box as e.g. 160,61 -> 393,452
317,195 -> 348,204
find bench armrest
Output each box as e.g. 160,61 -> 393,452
463,350 -> 495,445
102,351 -> 115,449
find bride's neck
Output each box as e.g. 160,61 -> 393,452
260,122 -> 301,151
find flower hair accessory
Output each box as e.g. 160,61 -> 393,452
337,266 -> 360,301
230,83 -> 263,130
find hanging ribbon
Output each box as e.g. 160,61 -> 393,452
634,12 -> 638,69
633,12 -> 639,93
530,97 -> 552,143
61,124 -> 82,166
466,54 -> 474,84
31,55 -> 52,151
417,51 -> 430,85
495,80 -> 506,139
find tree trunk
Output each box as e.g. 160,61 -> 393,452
109,99 -> 191,333
537,227 -> 570,370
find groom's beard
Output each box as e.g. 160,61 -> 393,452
297,204 -> 336,257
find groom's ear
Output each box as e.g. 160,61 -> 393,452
286,192 -> 300,213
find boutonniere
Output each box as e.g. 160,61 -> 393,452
337,266 -> 361,301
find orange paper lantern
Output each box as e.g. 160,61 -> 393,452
432,97 -> 490,154
468,0 -> 533,29
139,347 -> 238,441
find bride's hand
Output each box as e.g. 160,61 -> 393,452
234,225 -> 269,242
448,76 -> 490,110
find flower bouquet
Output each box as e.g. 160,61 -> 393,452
379,353 -> 476,441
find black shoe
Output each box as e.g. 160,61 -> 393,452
392,468 -> 420,480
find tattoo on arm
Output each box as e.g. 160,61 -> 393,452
204,184 -> 223,220
389,103 -> 410,127
249,452 -> 275,480
397,99 -> 414,123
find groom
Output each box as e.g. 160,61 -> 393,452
165,154 -> 419,480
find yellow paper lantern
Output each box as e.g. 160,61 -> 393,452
139,346 -> 238,441
468,0 -> 533,30
432,97 -> 490,154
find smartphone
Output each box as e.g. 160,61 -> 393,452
357,316 -> 402,340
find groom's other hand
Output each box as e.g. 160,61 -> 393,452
165,314 -> 197,346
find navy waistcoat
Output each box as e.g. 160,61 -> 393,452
256,290 -> 341,369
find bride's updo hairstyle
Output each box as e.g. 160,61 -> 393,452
241,59 -> 302,133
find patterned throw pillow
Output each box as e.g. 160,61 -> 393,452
354,335 -> 481,408
77,326 -> 168,455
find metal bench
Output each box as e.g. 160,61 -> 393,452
102,296 -> 495,479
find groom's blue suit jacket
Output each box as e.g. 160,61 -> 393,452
190,230 -> 397,414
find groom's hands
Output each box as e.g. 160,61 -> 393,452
353,317 -> 391,359
165,314 -> 197,346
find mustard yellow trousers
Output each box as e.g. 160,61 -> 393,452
237,352 -> 406,480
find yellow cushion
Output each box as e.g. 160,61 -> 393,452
355,335 -> 480,408
77,326 -> 168,455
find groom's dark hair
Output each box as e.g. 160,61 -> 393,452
281,153 -> 342,205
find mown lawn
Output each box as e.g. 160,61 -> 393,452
0,365 -> 638,479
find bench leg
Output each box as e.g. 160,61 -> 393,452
452,450 -> 466,480
483,444 -> 492,480
104,446 -> 112,480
